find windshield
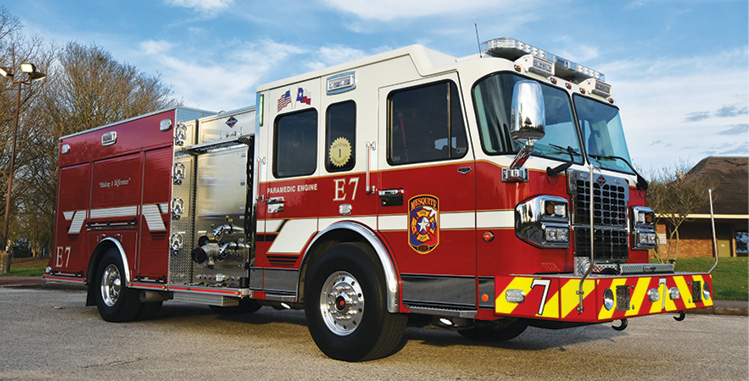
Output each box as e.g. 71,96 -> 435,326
473,73 -> 583,164
573,95 -> 633,174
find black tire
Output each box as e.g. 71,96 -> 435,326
304,243 -> 406,362
209,298 -> 262,314
95,249 -> 142,322
458,319 -> 528,342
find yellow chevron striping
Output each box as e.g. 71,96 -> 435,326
664,276 -> 679,312
496,277 -> 534,314
674,276 -> 696,309
598,278 -> 627,320
649,278 -> 667,314
560,279 -> 595,318
692,275 -> 713,307
625,277 -> 651,317
541,287 -> 560,318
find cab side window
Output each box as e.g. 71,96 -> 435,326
387,81 -> 467,165
325,101 -> 356,172
273,109 -> 318,178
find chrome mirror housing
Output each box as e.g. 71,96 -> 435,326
504,80 -> 546,183
511,80 -> 545,142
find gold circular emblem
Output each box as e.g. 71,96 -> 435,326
329,137 -> 352,167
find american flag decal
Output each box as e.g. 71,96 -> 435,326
277,90 -> 291,111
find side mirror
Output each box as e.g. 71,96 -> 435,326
504,81 -> 546,183
511,80 -> 546,142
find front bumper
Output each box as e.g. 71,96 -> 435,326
495,273 -> 713,322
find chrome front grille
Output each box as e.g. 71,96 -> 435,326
568,170 -> 630,262
569,171 -> 628,226
573,227 -> 629,262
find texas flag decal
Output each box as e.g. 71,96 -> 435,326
296,87 -> 312,105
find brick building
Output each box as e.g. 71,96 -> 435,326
655,157 -> 748,258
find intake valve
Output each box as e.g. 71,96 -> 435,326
191,225 -> 245,267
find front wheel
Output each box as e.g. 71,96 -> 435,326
95,249 -> 141,322
304,243 -> 406,361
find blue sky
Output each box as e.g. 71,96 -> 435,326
6,0 -> 748,173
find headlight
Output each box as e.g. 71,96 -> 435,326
703,282 -> 711,300
647,288 -> 660,303
669,287 -> 680,300
516,195 -> 570,248
603,288 -> 615,310
631,206 -> 656,250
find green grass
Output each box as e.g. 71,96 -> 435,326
673,257 -> 748,301
6,256 -> 746,301
0,257 -> 49,277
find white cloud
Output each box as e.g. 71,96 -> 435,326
134,38 -> 306,110
603,47 -> 749,172
304,45 -> 369,71
319,0 -> 538,21
165,0 -> 235,13
140,40 -> 174,55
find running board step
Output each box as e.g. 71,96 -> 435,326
407,305 -> 477,318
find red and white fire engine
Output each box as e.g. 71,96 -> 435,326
45,37 -> 716,361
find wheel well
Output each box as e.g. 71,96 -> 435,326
297,229 -> 369,303
85,240 -> 122,306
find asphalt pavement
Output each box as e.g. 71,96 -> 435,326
1,275 -> 746,316
1,287 -> 747,380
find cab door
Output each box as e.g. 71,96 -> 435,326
377,76 -> 477,310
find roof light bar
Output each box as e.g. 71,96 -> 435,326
581,78 -> 612,97
516,54 -> 554,77
483,37 -> 606,83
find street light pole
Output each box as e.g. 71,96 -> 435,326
0,63 -> 46,274
3,80 -> 21,252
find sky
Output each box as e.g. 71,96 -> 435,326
4,0 -> 748,174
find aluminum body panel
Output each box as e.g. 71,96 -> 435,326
192,146 -> 250,287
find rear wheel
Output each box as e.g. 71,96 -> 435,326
95,249 -> 141,322
304,243 -> 406,362
458,319 -> 528,342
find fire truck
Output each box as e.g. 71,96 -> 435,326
45,37 -> 715,361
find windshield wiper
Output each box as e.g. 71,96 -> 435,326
546,145 -> 580,176
588,154 -> 648,191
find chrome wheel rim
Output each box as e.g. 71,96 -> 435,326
100,264 -> 121,307
319,271 -> 364,336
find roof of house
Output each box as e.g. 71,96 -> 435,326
685,156 -> 748,215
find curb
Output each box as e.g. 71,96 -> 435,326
686,305 -> 749,317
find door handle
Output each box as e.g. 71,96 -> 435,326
378,188 -> 403,207
266,197 -> 284,213
265,197 -> 284,204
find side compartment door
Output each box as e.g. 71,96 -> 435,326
137,147 -> 172,280
53,163 -> 91,276
377,76 -> 477,310
90,153 -> 143,280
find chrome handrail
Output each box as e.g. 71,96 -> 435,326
708,188 -> 719,274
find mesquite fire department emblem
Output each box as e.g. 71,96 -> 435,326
408,195 -> 439,254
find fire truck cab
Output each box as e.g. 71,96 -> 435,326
47,37 -> 714,361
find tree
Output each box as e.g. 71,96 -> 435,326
44,42 -> 179,138
0,7 -> 179,273
647,162 -> 716,263
0,7 -> 54,273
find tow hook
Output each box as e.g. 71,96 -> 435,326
674,311 -> 686,321
612,319 -> 628,331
